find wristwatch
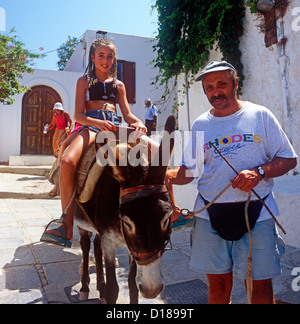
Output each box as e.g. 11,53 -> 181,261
256,166 -> 265,179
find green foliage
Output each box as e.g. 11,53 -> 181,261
152,0 -> 246,107
0,28 -> 44,104
245,0 -> 260,13
57,36 -> 80,71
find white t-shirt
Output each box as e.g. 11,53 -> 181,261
182,101 -> 298,221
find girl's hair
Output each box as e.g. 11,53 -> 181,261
86,38 -> 117,79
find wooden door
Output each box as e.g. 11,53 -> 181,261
21,86 -> 62,155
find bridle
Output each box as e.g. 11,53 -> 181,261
119,184 -> 172,266
120,184 -> 168,205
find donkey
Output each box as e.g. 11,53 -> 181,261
73,116 -> 176,304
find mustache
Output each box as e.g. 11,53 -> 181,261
211,94 -> 227,103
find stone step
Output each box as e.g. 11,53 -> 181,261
0,165 -> 52,177
9,155 -> 55,166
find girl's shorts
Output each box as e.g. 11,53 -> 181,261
190,217 -> 285,280
80,110 -> 120,133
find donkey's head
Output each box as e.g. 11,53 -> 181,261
96,116 -> 176,299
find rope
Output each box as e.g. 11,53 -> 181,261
245,191 -> 253,305
62,186 -> 77,218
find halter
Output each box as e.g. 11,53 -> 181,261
119,184 -> 172,266
120,184 -> 168,205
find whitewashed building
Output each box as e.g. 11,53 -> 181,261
0,30 -> 173,164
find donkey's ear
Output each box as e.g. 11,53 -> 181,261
147,115 -> 176,184
164,115 -> 176,134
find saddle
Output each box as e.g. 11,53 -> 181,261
76,142 -> 105,203
49,126 -> 142,204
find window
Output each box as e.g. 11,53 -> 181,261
117,60 -> 136,104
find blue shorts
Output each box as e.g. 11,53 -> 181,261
81,110 -> 120,133
190,218 -> 285,280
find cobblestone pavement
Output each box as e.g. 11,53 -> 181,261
0,173 -> 299,304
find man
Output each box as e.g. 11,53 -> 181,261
144,98 -> 158,136
166,61 -> 297,304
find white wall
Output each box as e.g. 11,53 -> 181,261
240,3 -> 300,167
0,69 -> 82,163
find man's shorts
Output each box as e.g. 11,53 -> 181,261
190,218 -> 285,280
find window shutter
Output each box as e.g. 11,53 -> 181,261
123,61 -> 136,104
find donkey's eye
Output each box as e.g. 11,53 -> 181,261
121,216 -> 135,234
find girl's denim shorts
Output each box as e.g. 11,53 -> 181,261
81,110 -> 120,133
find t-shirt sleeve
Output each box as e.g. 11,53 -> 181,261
265,110 -> 298,160
152,106 -> 158,117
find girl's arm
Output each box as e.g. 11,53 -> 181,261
74,76 -> 116,131
118,81 -> 147,133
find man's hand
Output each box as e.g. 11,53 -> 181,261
231,168 -> 261,193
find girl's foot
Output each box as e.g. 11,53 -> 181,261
40,219 -> 72,248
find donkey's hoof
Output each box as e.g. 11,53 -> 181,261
79,291 -> 89,301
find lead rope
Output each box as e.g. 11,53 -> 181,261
245,191 -> 253,305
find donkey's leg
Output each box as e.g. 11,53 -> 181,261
103,242 -> 119,304
78,227 -> 92,301
94,234 -> 106,303
128,255 -> 139,304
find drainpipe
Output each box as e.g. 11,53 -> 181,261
276,13 -> 293,143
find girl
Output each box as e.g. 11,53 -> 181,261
41,38 -> 147,247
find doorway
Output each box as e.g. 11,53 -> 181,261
21,85 -> 62,155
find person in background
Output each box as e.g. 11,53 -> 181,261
144,98 -> 158,136
44,102 -> 73,197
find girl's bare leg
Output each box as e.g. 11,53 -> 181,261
57,131 -> 78,166
60,130 -> 97,239
45,130 -> 96,240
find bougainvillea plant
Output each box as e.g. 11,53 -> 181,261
0,28 -> 44,104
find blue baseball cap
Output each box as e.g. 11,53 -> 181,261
196,61 -> 237,82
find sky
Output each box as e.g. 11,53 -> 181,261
0,0 -> 158,70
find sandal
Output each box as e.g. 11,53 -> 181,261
172,211 -> 195,230
40,217 -> 72,248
